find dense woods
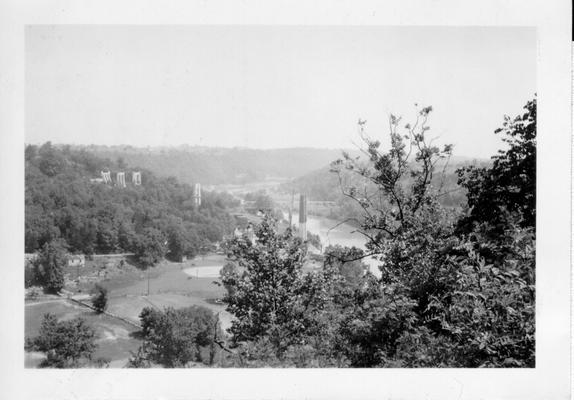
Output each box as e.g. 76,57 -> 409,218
25,143 -> 235,259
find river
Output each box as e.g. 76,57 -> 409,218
290,212 -> 381,276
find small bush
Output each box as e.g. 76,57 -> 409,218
26,313 -> 97,368
91,284 -> 108,313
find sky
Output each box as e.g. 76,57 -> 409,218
26,26 -> 536,158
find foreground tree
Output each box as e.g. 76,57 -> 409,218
221,216 -> 337,356
331,103 -> 535,367
135,305 -> 221,367
457,97 -> 536,231
26,313 -> 97,368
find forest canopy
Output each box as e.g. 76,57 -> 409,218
25,143 -> 235,259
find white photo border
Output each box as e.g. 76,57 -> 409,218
0,1 -> 570,399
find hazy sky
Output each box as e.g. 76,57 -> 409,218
26,26 -> 536,158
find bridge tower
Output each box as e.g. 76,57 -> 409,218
132,171 -> 141,186
193,183 -> 201,207
299,193 -> 307,241
289,189 -> 295,227
101,170 -> 112,184
116,172 -> 126,188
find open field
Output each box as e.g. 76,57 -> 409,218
25,299 -> 140,367
25,254 -> 231,368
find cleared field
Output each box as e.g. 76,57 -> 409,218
25,299 -> 140,368
105,258 -> 232,330
105,261 -> 227,301
25,254 -> 233,368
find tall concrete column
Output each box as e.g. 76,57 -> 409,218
132,171 -> 141,185
116,172 -> 126,188
299,193 -> 307,241
194,183 -> 202,207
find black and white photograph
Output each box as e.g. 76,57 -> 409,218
0,1 -> 571,399
22,25 -> 538,369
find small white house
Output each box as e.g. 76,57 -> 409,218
67,255 -> 85,268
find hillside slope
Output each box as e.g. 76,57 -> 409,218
280,157 -> 491,212
25,142 -> 237,256
73,145 -> 357,185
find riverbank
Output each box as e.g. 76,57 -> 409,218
290,212 -> 381,276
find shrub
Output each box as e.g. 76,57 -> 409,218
137,305 -> 221,367
26,313 -> 97,368
91,284 -> 109,313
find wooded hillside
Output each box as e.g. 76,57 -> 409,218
25,143 -> 236,258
